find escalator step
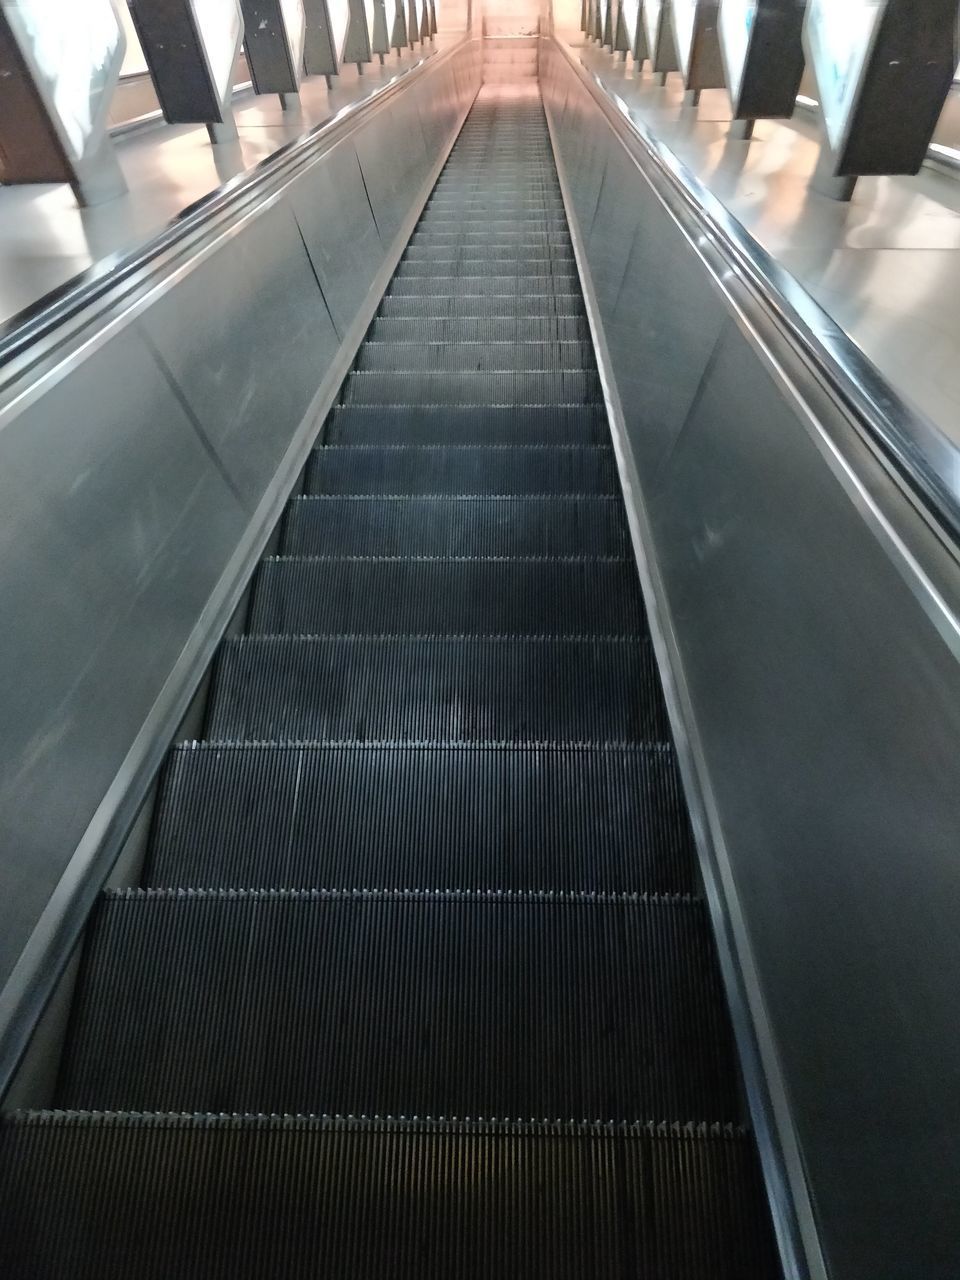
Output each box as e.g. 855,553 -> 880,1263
148,742 -> 696,893
399,252 -> 578,270
368,316 -> 590,342
356,342 -> 595,373
415,219 -> 571,233
402,249 -> 576,264
58,891 -> 738,1121
305,445 -> 616,494
204,635 -> 669,743
389,273 -> 580,297
281,495 -> 628,557
0,1113 -> 780,1280
148,742 -> 691,890
248,558 -> 643,635
406,232 -> 573,247
379,293 -> 586,319
324,404 -> 609,445
341,371 -> 603,405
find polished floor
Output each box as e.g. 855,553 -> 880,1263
4,31 -> 960,453
571,35 -> 960,447
0,41 -> 448,330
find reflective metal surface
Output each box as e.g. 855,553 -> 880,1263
0,40 -> 457,331
0,34 -> 481,1101
543,31 -> 960,1280
571,39 -> 960,506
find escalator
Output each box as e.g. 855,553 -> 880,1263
0,87 -> 781,1278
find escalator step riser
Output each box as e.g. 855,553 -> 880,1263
342,371 -> 603,406
392,266 -> 580,284
324,405 -> 610,445
379,294 -> 587,319
205,636 -> 669,743
406,238 -> 573,252
248,558 -> 642,636
148,742 -> 695,892
282,496 -> 628,557
59,893 -> 738,1121
427,183 -> 562,189
356,343 -> 594,374
305,444 -> 616,495
434,169 -> 558,177
369,317 -> 589,342
416,219 -> 571,231
0,1115 -> 780,1280
401,250 -> 577,266
424,205 -> 568,215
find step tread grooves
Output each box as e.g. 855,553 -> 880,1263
0,1114 -> 780,1279
147,742 -> 697,893
323,405 -> 609,444
282,495 -> 629,556
205,635 -> 670,744
249,558 -> 643,636
305,444 -> 616,495
57,892 -> 740,1121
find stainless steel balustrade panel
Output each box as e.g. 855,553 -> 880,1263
0,38 -> 482,1091
0,333 -> 246,984
142,203 -> 341,510
598,174 -> 727,480
542,35 -> 960,1280
289,139 -> 385,339
354,92 -> 431,245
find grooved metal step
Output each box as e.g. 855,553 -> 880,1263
415,218 -> 571,231
148,742 -> 696,892
58,891 -> 738,1120
378,293 -> 587,319
356,342 -> 594,373
0,1114 -> 780,1280
248,557 -> 642,635
205,635 -> 669,743
424,203 -> 568,215
401,247 -> 577,264
368,316 -> 590,342
281,495 -> 629,556
406,234 -> 573,249
341,370 -> 602,405
323,405 -> 610,444
391,268 -> 580,289
305,445 -> 617,495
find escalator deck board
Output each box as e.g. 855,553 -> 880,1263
0,1114 -> 780,1280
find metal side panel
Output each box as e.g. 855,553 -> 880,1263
0,37 -> 482,1099
603,179 -> 728,481
543,33 -> 960,1280
142,202 -> 340,510
0,330 -> 246,986
287,139 -> 384,339
354,87 -> 431,245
